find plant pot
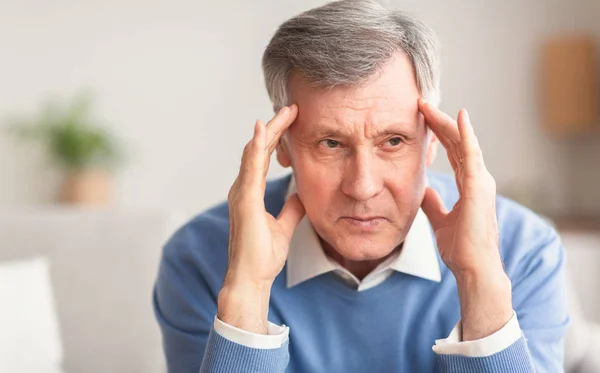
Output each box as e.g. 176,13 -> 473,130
60,170 -> 112,206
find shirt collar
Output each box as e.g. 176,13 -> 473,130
285,176 -> 442,288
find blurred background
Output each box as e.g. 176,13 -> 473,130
0,0 -> 599,372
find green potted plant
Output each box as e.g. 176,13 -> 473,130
6,92 -> 125,205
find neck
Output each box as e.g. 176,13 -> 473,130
320,239 -> 403,281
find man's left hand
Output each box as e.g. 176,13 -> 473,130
418,98 -> 513,341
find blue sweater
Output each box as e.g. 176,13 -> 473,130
153,172 -> 569,373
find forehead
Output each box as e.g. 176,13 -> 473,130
289,52 -> 421,132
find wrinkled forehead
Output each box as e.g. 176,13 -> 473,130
288,55 -> 422,135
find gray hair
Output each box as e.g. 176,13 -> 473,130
262,0 -> 441,111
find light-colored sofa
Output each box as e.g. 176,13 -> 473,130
0,208 -> 598,372
0,208 -> 185,373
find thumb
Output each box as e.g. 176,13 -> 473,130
277,193 -> 306,239
421,187 -> 447,230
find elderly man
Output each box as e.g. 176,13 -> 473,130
153,1 -> 568,372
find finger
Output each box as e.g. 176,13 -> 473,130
441,145 -> 459,172
240,119 -> 267,194
418,99 -> 462,170
418,98 -> 461,145
276,193 -> 306,239
457,109 -> 484,176
266,104 -> 298,154
421,187 -> 448,231
430,129 -> 462,178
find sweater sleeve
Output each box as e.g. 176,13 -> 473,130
436,336 -> 535,372
213,316 -> 289,348
201,328 -> 289,373
153,224 -> 290,373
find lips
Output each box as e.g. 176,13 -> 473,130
344,216 -> 385,221
339,216 -> 387,230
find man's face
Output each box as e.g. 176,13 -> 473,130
277,52 -> 438,261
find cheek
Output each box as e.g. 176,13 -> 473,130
386,170 -> 427,201
289,150 -> 342,207
383,150 -> 428,202
384,142 -> 427,172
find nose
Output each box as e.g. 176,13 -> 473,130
341,148 -> 384,202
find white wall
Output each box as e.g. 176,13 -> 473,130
0,0 -> 598,217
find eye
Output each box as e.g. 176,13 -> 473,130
384,137 -> 403,147
319,139 -> 341,148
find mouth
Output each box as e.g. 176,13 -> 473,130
339,216 -> 388,230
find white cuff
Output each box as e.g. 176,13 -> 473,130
432,311 -> 522,357
213,316 -> 289,349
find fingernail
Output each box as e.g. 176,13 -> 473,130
461,109 -> 470,123
279,106 -> 289,115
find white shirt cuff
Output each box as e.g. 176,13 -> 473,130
213,316 -> 289,349
432,311 -> 522,357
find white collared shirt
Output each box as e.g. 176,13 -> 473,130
214,177 -> 521,356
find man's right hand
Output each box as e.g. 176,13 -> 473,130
217,105 -> 305,334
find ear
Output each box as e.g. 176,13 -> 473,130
425,130 -> 438,167
276,136 -> 292,168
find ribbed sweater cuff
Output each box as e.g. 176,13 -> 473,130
436,336 -> 535,372
200,328 -> 289,373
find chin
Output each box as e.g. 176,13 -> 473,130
329,234 -> 398,262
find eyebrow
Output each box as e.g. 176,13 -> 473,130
306,121 -> 415,137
